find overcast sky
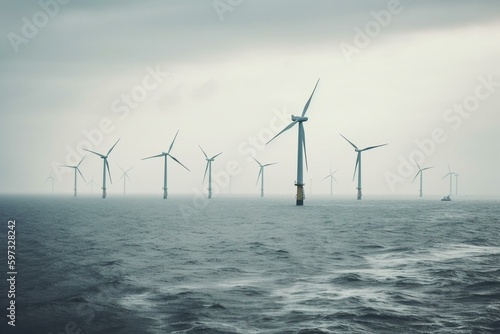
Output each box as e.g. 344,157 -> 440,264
1,0 -> 499,198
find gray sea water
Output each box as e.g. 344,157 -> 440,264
1,195 -> 499,333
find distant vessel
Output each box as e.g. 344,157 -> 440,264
441,195 -> 451,201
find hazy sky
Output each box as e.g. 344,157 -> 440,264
1,0 -> 499,197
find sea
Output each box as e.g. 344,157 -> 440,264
0,195 -> 499,334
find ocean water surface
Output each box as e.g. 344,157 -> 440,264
0,195 -> 499,333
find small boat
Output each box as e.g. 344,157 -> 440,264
441,195 -> 451,201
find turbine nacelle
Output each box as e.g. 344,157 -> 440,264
291,115 -> 308,122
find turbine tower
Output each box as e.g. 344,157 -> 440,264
142,130 -> 190,199
83,139 -> 120,199
266,79 -> 320,206
454,173 -> 459,196
45,171 -> 55,194
60,156 -> 86,197
411,159 -> 433,197
441,164 -> 457,198
321,167 -> 338,196
341,134 -> 387,200
118,166 -> 133,195
252,156 -> 277,197
199,145 -> 222,199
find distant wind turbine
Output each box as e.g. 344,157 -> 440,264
266,79 -> 320,206
142,130 -> 190,199
45,171 -> 55,194
87,174 -> 98,194
441,164 -> 457,198
83,139 -> 120,199
118,165 -> 133,195
60,156 -> 86,197
252,156 -> 277,197
321,167 -> 338,196
199,145 -> 222,199
341,134 -> 387,200
412,159 -> 433,197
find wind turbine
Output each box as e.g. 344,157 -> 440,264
441,164 -> 457,198
118,165 -> 133,195
142,131 -> 189,199
87,174 -> 98,194
341,134 -> 387,200
321,167 -> 338,196
83,139 -> 120,199
252,156 -> 277,197
45,171 -> 55,194
411,159 -> 434,197
199,145 -> 222,199
266,79 -> 320,206
60,156 -> 86,197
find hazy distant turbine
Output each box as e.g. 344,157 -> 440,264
411,159 -> 434,197
45,171 -> 55,194
84,139 -> 120,199
441,164 -> 457,198
142,131 -> 190,199
321,167 -> 338,196
118,166 -> 133,195
87,174 -> 98,194
341,134 -> 387,200
266,79 -> 320,206
199,145 -> 222,199
60,156 -> 86,197
252,156 -> 277,198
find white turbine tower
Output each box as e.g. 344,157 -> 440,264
321,167 -> 338,196
441,164 -> 457,198
266,79 -> 320,206
83,139 -> 120,199
142,130 -> 190,199
60,156 -> 86,197
454,173 -> 459,196
412,159 -> 433,197
118,166 -> 133,195
252,156 -> 277,197
199,145 -> 222,199
45,171 -> 55,194
341,134 -> 387,200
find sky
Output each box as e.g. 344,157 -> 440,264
1,0 -> 499,198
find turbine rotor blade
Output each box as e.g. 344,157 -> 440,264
76,168 -> 86,182
106,159 -> 112,184
168,130 -> 179,154
169,154 -> 190,171
77,155 -> 86,168
353,152 -> 360,181
421,166 -> 434,171
83,148 -> 105,158
107,138 -> 121,156
414,158 -> 421,171
411,171 -> 420,183
321,175 -> 330,181
266,121 -> 297,145
211,152 -> 223,160
199,145 -> 208,159
202,162 -> 209,184
262,163 -> 277,167
340,134 -> 359,150
441,173 -> 451,180
361,143 -> 388,151
302,128 -> 309,172
142,153 -> 164,160
251,156 -> 261,166
301,78 -> 320,117
256,168 -> 262,185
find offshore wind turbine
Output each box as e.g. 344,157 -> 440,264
441,164 -> 457,197
412,159 -> 434,197
87,174 -> 98,194
45,171 -> 55,194
252,156 -> 277,197
118,166 -> 133,195
341,134 -> 387,200
199,145 -> 222,199
321,167 -> 338,196
142,130 -> 190,199
60,156 -> 86,197
266,79 -> 320,206
83,139 -> 120,199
